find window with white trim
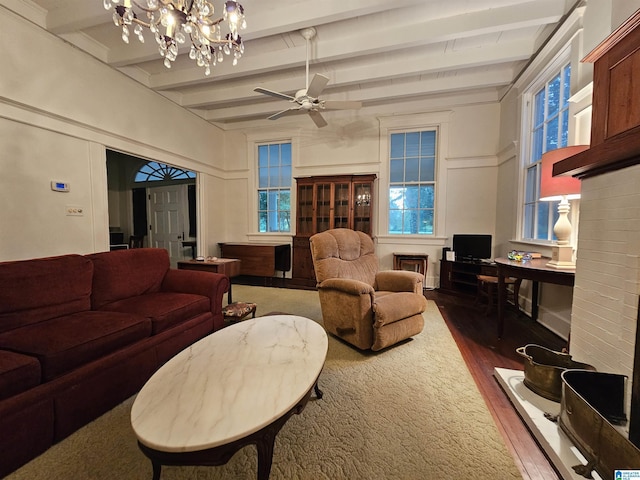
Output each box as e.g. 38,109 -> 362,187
257,142 -> 291,233
523,63 -> 571,241
388,130 -> 436,234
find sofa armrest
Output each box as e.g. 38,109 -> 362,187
161,269 -> 229,313
375,270 -> 423,294
318,278 -> 375,296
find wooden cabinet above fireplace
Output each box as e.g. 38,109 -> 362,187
555,9 -> 640,179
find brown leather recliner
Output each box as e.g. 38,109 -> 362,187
309,228 -> 427,351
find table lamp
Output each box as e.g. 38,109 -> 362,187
539,145 -> 589,269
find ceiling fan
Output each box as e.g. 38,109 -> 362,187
253,27 -> 362,128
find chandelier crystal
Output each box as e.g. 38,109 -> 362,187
104,0 -> 246,76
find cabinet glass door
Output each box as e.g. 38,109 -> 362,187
333,183 -> 350,229
353,182 -> 372,233
316,183 -> 332,232
297,185 -> 314,234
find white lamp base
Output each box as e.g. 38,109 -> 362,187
547,244 -> 576,269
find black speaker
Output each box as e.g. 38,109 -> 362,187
442,247 -> 450,261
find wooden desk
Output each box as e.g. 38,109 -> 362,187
177,258 -> 241,303
218,243 -> 291,278
494,257 -> 575,338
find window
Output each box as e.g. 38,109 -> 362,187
523,63 -> 571,241
257,142 -> 291,233
134,161 -> 195,182
388,130 -> 436,234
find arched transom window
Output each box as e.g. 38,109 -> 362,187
134,161 -> 195,182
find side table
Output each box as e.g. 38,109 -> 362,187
393,253 -> 429,278
177,258 -> 241,303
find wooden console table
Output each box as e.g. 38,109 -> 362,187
218,243 -> 291,278
177,258 -> 241,303
494,257 -> 575,338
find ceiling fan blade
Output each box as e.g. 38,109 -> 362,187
308,110 -> 328,128
268,107 -> 301,120
322,100 -> 362,110
306,74 -> 329,98
254,87 -> 296,101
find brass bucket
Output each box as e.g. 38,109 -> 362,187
516,344 -> 596,402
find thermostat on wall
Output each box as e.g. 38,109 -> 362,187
51,181 -> 70,192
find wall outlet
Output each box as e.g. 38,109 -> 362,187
66,205 -> 84,216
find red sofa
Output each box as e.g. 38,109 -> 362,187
0,248 -> 229,477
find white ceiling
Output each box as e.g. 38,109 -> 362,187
10,0 -> 579,129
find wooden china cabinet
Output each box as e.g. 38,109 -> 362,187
291,174 -> 376,286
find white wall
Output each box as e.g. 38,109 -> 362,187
220,102 -> 501,288
0,7 -> 226,261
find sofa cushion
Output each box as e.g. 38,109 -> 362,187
98,292 -> 210,334
0,350 -> 41,400
0,255 -> 93,333
88,248 -> 170,309
0,311 -> 152,381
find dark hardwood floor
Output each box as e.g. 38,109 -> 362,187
424,289 -> 565,480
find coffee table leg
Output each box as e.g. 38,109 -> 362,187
151,460 -> 162,480
255,434 -> 276,480
314,381 -> 323,399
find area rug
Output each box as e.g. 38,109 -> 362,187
7,285 -> 522,480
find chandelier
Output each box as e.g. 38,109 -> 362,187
103,0 -> 246,76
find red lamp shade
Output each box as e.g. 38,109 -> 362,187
539,145 -> 588,201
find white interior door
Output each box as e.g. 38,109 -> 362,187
147,185 -> 188,267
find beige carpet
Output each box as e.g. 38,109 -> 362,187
7,285 -> 522,480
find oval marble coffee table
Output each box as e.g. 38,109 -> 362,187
131,315 -> 328,480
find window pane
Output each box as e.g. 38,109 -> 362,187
420,185 -> 434,208
404,186 -> 419,209
280,143 -> 291,164
390,134 -> 404,158
259,167 -> 268,188
531,127 -> 543,163
258,190 -> 267,210
258,145 -> 268,168
389,187 -> 404,209
537,201 -> 550,239
547,74 -> 561,117
389,210 -> 403,234
405,132 -> 420,157
390,160 -> 404,183
420,158 -> 435,182
419,210 -> 434,234
404,210 -> 418,234
258,211 -> 267,233
405,158 -> 419,182
545,115 -> 559,152
523,204 -> 535,238
421,131 -> 436,156
560,109 -> 569,148
268,144 -> 279,163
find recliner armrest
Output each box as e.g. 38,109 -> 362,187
318,278 -> 375,295
375,270 -> 423,294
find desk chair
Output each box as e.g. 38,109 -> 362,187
476,275 -> 522,315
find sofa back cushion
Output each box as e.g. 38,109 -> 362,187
89,248 -> 170,309
0,255 -> 93,333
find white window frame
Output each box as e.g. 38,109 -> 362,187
518,47 -> 574,246
378,112 -> 450,246
246,132 -> 299,240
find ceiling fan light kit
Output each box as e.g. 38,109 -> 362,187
104,0 -> 246,75
254,27 -> 362,128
